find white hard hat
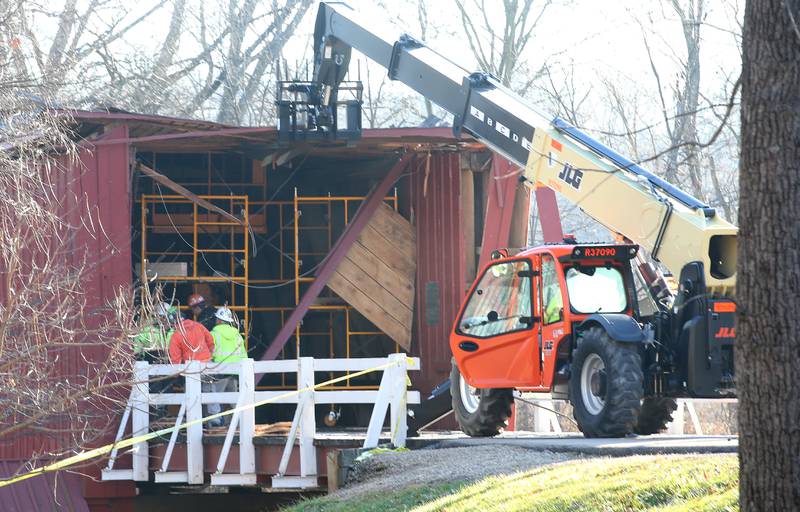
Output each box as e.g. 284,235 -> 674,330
215,307 -> 235,323
156,302 -> 171,317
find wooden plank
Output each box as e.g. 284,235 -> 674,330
314,357 -> 421,372
327,272 -> 410,348
355,226 -> 415,277
154,472 -> 189,483
271,476 -> 319,489
101,469 -> 134,481
364,368 -> 392,449
388,354 -> 408,447
138,163 -> 244,225
298,358 -> 317,478
341,246 -> 414,309
372,203 -> 417,241
210,473 -> 257,486
185,363 -> 204,484
462,168 -> 476,283
131,362 -> 149,482
314,390 -> 421,404
327,271 -> 410,338
239,358 -> 256,476
366,205 -> 416,250
364,205 -> 416,251
334,257 -> 413,326
326,451 -> 340,492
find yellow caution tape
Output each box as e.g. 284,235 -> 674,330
0,357 -> 414,488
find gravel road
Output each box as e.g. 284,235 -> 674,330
333,445 -> 576,499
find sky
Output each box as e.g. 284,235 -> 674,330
25,0 -> 744,140
279,0 -> 743,135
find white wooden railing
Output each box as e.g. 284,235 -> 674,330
101,354 -> 420,488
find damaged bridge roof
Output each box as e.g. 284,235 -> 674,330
67,109 -> 483,157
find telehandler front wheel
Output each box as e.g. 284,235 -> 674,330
570,327 -> 643,438
635,397 -> 678,435
450,358 -> 513,437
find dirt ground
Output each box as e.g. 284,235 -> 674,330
333,445 -> 577,499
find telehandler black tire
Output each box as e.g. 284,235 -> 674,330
450,358 -> 513,437
570,327 -> 643,438
634,397 -> 678,435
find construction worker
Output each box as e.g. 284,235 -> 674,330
542,255 -> 564,324
543,286 -> 563,324
134,303 -> 178,418
134,302 -> 174,362
167,311 -> 218,426
210,307 -> 247,363
167,311 -> 215,364
188,293 -> 217,332
207,307 -> 247,426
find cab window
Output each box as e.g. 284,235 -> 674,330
565,265 -> 627,314
458,260 -> 533,338
541,255 -> 564,324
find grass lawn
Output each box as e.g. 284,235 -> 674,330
284,454 -> 738,512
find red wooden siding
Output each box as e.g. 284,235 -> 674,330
0,126 -> 132,461
411,152 -> 465,394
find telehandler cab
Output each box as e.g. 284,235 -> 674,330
450,243 -> 684,437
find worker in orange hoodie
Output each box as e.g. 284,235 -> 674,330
168,313 -> 215,364
168,312 -> 219,426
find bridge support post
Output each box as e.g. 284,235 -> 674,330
132,361 -> 150,481
239,358 -> 256,477
186,361 -> 204,484
389,353 -> 409,447
298,357 -> 317,478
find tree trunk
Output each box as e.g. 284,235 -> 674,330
738,0 -> 800,509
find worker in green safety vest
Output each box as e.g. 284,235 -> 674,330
210,307 -> 247,363
206,306 -> 247,427
133,302 -> 176,362
541,255 -> 564,325
134,303 -> 178,419
543,285 -> 563,324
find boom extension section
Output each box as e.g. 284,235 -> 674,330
309,1 -> 737,296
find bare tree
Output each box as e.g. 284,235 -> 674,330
0,41 -> 140,461
453,0 -> 552,88
0,0 -> 168,96
648,0 -> 706,197
360,59 -> 436,128
201,0 -> 314,125
93,0 -> 314,124
637,0 -> 736,214
536,61 -> 593,125
0,1 -> 314,125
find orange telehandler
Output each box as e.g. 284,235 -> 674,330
285,2 -> 738,438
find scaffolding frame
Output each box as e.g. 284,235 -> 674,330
140,194 -> 250,340
140,190 -> 400,390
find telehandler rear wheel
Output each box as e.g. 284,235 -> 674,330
570,327 -> 643,438
450,358 -> 513,437
634,397 -> 678,435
